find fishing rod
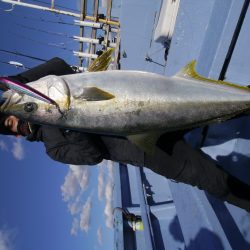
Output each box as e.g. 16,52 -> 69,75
8,31 -> 75,52
0,48 -> 47,62
31,0 -> 80,13
3,11 -> 75,26
14,22 -> 74,39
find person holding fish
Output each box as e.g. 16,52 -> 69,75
0,57 -> 250,212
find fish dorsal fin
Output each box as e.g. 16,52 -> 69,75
74,87 -> 115,101
175,60 -> 250,92
127,132 -> 162,155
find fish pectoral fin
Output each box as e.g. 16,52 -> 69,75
74,87 -> 115,101
127,132 -> 162,155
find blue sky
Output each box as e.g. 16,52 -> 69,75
0,1 -> 117,249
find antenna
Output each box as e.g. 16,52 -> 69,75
0,0 -> 121,69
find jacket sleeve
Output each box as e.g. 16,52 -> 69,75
40,126 -> 105,165
8,57 -> 75,84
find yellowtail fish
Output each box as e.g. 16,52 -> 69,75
1,61 -> 250,152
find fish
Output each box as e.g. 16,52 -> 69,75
1,61 -> 250,153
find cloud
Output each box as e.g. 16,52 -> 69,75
101,0 -> 108,8
0,229 -> 14,250
104,184 -> 113,228
80,196 -> 92,233
98,167 -> 105,201
61,165 -> 90,202
68,194 -> 82,215
61,165 -> 93,235
11,138 -> 24,160
61,161 -> 115,236
0,140 -> 8,151
97,226 -> 103,245
70,165 -> 90,191
104,161 -> 114,228
61,170 -> 79,202
70,218 -> 79,236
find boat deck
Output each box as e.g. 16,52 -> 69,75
114,0 -> 250,249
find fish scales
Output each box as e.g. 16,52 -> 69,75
1,65 -> 250,136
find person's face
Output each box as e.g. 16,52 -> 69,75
4,115 -> 19,133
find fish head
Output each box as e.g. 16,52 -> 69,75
0,75 -> 70,126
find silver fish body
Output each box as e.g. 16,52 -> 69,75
2,63 -> 250,137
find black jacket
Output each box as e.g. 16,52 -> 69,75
27,125 -> 108,165
10,58 -> 109,165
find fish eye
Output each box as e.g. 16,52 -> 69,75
24,102 -> 38,113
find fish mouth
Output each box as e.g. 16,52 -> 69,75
1,75 -> 71,116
